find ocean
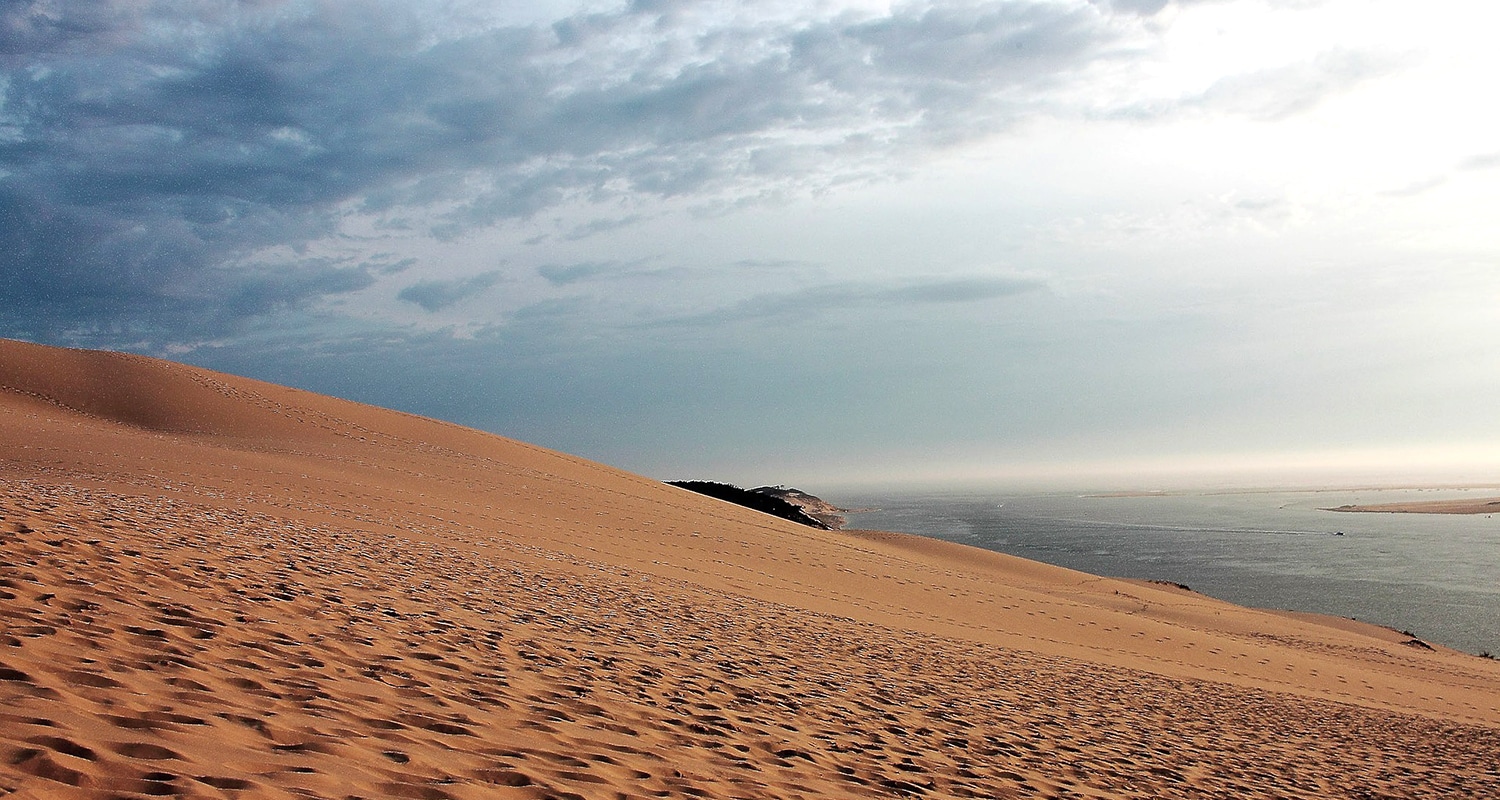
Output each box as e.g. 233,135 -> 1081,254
841,488 -> 1500,656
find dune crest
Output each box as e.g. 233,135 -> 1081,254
3,338 -> 1498,799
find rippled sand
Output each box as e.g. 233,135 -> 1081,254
3,338 -> 1498,799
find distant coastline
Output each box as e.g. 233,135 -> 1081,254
1075,485 -> 1500,514
1326,497 -> 1500,515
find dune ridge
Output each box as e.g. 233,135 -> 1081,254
3,338 -> 1499,799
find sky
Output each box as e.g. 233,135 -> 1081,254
4,0 -> 1500,491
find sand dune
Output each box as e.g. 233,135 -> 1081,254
2,338 -> 1498,799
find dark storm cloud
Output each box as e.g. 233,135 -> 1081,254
1,0 -> 1129,346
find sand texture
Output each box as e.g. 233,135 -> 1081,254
3,338 -> 1499,799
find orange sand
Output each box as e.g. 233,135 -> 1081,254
2,338 -> 1498,799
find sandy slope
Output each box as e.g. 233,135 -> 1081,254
2,338 -> 1498,799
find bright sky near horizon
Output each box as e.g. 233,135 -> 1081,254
4,0 -> 1499,490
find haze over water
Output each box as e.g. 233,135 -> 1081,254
844,488 -> 1500,656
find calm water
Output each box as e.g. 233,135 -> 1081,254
842,488 -> 1500,656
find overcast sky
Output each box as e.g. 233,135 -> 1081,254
5,0 -> 1499,490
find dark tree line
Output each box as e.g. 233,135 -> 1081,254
665,481 -> 832,530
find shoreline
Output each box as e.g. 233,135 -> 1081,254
842,489 -> 1499,655
1326,497 -> 1500,515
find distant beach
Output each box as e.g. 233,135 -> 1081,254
1327,497 -> 1500,514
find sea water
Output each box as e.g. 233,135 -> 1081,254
841,488 -> 1500,656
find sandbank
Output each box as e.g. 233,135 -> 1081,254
1327,498 -> 1500,515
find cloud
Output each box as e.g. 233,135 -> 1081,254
1117,47 -> 1403,122
1458,152 -> 1500,172
1089,0 -> 1233,16
1098,0 -> 1172,15
365,256 -> 418,276
534,259 -> 685,287
1382,151 -> 1500,197
1,0 -> 1132,346
562,215 -> 647,241
882,276 -> 1045,304
537,262 -> 624,286
1198,49 -> 1400,121
398,271 -> 503,312
662,275 -> 1047,326
0,2 -> 134,57
1381,176 -> 1446,198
